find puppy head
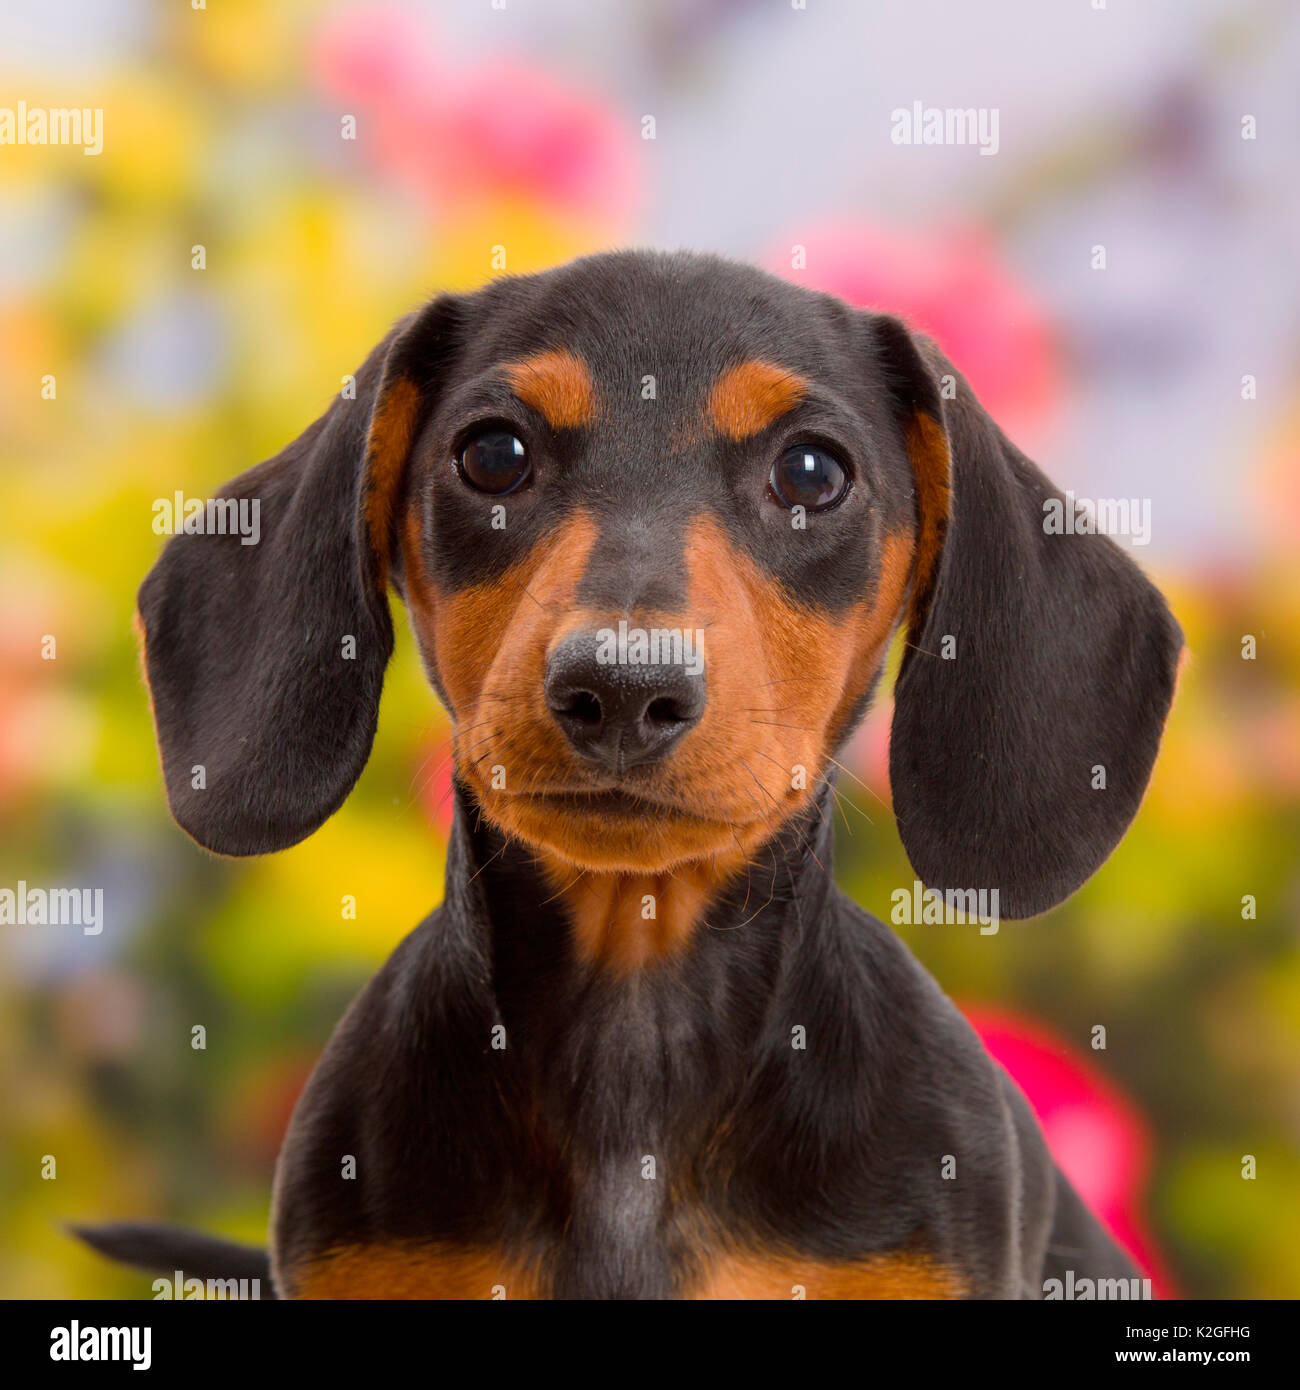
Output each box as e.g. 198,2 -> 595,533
138,251 -> 1181,917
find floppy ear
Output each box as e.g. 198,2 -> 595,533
872,315 -> 1183,919
137,297 -> 460,856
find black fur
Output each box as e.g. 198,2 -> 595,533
267,790 -> 1101,1297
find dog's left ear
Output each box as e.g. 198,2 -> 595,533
869,314 -> 1183,918
137,297 -> 460,856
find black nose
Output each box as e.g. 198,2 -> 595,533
544,628 -> 705,773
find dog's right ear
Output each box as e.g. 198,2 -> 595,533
137,296 -> 461,856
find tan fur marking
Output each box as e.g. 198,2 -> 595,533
903,411 -> 952,621
824,531 -> 915,743
693,1251 -> 965,1300
707,361 -> 809,440
502,349 -> 597,429
364,376 -> 423,574
545,860 -> 732,975
289,1243 -> 538,1300
286,1242 -> 959,1300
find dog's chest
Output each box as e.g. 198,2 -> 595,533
286,1196 -> 963,1301
277,928 -> 967,1299
280,1061 -> 966,1300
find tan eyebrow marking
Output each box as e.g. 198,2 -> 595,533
707,360 -> 810,440
502,350 -> 597,429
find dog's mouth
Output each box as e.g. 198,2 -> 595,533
508,785 -> 726,824
461,760 -> 781,874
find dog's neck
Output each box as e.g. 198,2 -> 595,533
434,784 -> 844,1282
444,781 -> 839,1016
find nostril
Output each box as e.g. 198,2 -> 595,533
557,689 -> 603,726
645,695 -> 689,726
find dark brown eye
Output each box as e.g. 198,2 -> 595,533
456,429 -> 530,495
770,444 -> 849,511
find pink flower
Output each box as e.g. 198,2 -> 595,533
963,1005 -> 1176,1297
416,734 -> 456,838
764,222 -> 1061,439
314,5 -> 639,226
844,695 -> 892,805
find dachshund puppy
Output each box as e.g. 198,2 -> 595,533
81,250 -> 1181,1299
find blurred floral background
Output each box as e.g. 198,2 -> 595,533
2,0 -> 1298,1299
